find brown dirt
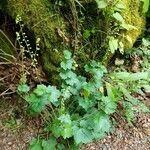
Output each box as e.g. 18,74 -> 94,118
82,113 -> 150,150
0,98 -> 42,150
82,96 -> 150,150
0,96 -> 149,150
0,60 -> 47,97
0,61 -> 47,150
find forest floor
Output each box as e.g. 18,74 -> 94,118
0,94 -> 150,150
0,63 -> 150,150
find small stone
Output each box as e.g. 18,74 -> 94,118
8,142 -> 12,145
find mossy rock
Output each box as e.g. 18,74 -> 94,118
120,0 -> 145,48
7,0 -> 70,82
6,0 -> 146,74
102,0 -> 145,65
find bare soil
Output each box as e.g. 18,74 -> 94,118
0,96 -> 149,150
82,113 -> 150,150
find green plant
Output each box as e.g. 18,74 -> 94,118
95,0 -> 146,64
3,114 -> 22,131
125,38 -> 150,71
15,15 -> 40,68
18,50 -> 149,149
141,0 -> 150,13
18,84 -> 60,115
140,38 -> 150,70
108,71 -> 150,123
15,15 -> 41,85
29,137 -> 68,150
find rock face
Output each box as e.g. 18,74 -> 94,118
7,0 -> 70,82
102,0 -> 145,65
5,0 -> 145,79
120,0 -> 145,48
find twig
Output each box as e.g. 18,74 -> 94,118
0,88 -> 16,97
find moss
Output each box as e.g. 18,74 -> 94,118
6,0 -> 146,72
120,0 -> 145,48
7,0 -> 69,82
102,0 -> 145,65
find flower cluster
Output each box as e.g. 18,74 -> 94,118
15,15 -> 40,68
